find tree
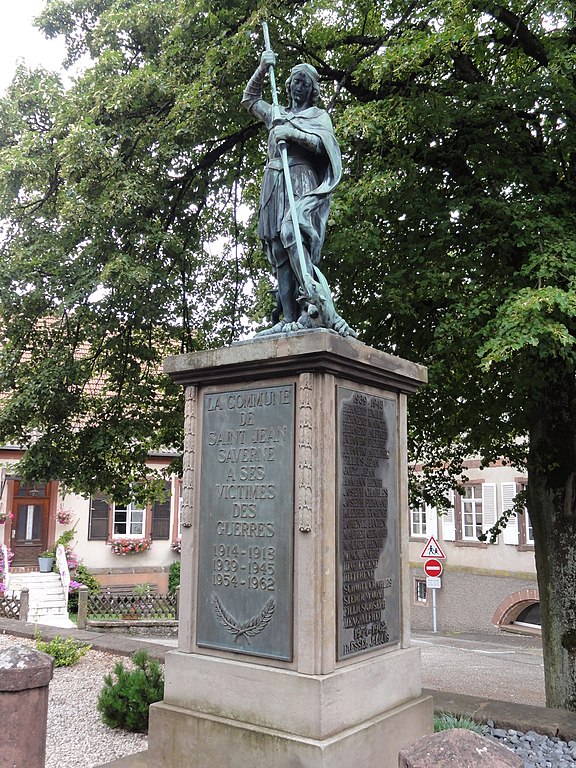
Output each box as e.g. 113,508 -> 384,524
314,0 -> 576,710
0,0 -> 268,499
1,0 -> 576,708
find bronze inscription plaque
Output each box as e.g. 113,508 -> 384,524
196,385 -> 294,660
337,388 -> 399,659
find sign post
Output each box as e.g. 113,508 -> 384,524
421,538 -> 446,633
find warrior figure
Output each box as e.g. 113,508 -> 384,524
242,49 -> 355,337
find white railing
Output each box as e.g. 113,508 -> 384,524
1,543 -> 9,593
56,544 -> 70,606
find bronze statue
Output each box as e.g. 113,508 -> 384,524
242,32 -> 355,337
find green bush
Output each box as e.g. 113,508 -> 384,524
35,634 -> 91,667
68,562 -> 101,612
168,560 -> 180,594
97,650 -> 164,733
434,713 -> 487,734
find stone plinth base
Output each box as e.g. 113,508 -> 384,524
148,646 -> 433,768
149,694 -> 432,768
161,646 -> 425,739
155,332 -> 432,768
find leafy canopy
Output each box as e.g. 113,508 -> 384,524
0,0 -> 575,507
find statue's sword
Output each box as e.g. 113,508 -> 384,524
262,22 -> 316,302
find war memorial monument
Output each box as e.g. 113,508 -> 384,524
146,28 -> 433,768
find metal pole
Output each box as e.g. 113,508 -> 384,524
432,586 -> 437,633
261,22 -> 314,297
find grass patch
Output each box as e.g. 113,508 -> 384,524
434,713 -> 488,735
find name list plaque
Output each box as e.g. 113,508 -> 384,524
337,388 -> 400,659
196,384 -> 295,661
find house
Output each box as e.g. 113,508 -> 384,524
409,459 -> 538,634
0,445 -> 181,593
1,436 -> 538,633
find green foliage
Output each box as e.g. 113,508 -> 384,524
132,582 -> 152,597
56,528 -> 76,550
68,562 -> 101,612
75,562 -> 101,593
434,713 -> 487,735
168,560 -> 180,594
35,633 -> 91,667
0,0 -> 572,500
97,650 -> 164,733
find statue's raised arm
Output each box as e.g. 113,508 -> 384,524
241,31 -> 356,338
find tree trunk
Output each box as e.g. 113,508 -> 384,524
528,366 -> 576,710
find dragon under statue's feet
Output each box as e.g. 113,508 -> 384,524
332,314 -> 357,338
255,311 -> 356,339
256,320 -> 306,337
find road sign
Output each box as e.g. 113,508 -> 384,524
424,559 -> 443,578
426,576 -> 441,589
420,536 -> 446,559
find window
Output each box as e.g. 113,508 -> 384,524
411,505 -> 427,537
415,579 -> 427,603
410,503 -> 438,539
91,481 -> 177,541
453,483 -> 496,544
513,602 -> 540,628
113,502 -> 145,537
525,512 -> 534,544
89,494 -> 110,540
461,485 -> 483,540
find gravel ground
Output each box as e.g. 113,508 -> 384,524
487,723 -> 576,768
3,628 -> 572,768
0,633 -> 148,768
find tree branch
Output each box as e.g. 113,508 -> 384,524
482,3 -> 548,66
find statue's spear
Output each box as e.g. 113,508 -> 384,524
261,22 -> 317,303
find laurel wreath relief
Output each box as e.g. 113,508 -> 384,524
211,593 -> 276,643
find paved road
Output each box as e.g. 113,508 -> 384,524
413,630 -> 545,707
135,628 -> 546,707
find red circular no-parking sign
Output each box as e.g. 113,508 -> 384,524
424,559 -> 443,578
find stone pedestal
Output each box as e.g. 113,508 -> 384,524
0,645 -> 53,768
154,330 -> 433,767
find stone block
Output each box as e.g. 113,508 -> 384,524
0,645 -> 53,768
149,694 -> 433,768
398,728 -> 523,768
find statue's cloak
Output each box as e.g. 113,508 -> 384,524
258,104 -> 342,267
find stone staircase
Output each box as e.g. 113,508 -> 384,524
6,571 -> 75,628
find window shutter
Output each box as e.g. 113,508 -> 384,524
89,493 -> 110,540
482,483 -> 497,538
501,482 -> 519,545
442,491 -> 455,541
426,504 -> 438,538
151,481 -> 172,540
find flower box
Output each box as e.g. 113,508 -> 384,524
110,538 -> 152,556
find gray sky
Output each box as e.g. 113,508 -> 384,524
0,1 -> 67,93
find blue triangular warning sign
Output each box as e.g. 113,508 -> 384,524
420,536 -> 446,559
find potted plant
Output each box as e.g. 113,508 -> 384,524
38,550 -> 54,573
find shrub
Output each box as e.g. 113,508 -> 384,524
168,560 -> 180,594
97,650 -> 164,733
434,713 -> 487,735
35,634 -> 91,667
68,563 -> 100,612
